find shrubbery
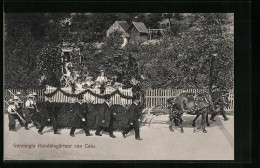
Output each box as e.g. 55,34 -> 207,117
36,102 -> 135,130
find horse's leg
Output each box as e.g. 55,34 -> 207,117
192,113 -> 200,127
178,113 -> 184,133
206,113 -> 211,127
174,117 -> 179,126
201,111 -> 207,133
179,120 -> 184,133
193,111 -> 202,133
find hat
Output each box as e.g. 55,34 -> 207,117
28,94 -> 34,98
86,76 -> 93,80
8,99 -> 14,103
32,92 -> 38,96
13,96 -> 19,100
16,92 -> 22,95
100,70 -> 104,72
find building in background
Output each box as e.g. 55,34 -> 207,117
127,22 -> 149,44
106,21 -> 130,37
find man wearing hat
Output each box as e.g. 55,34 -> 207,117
7,99 -> 23,131
38,97 -> 61,135
32,92 -> 42,125
24,94 -> 41,130
95,95 -> 116,138
122,96 -> 143,140
210,90 -> 230,121
13,96 -> 25,127
15,92 -> 24,116
16,92 -> 26,120
70,95 -> 91,137
85,76 -> 94,87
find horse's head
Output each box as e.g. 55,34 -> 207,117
167,97 -> 177,109
167,97 -> 174,104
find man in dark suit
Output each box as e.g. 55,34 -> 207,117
70,96 -> 91,137
24,94 -> 41,130
210,91 -> 230,121
122,96 -> 143,140
95,95 -> 116,138
38,97 -> 61,135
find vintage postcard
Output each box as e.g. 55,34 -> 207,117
4,13 -> 234,160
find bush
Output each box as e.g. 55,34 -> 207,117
36,102 -> 136,130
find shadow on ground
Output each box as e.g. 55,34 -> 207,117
142,114 -> 230,129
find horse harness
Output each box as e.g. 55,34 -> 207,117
168,93 -> 212,118
190,94 -> 211,114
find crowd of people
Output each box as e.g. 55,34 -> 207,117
62,68 -> 126,91
6,92 -> 143,140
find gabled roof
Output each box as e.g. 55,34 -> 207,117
159,18 -> 170,25
123,32 -> 130,38
128,22 -> 149,34
116,21 -> 130,32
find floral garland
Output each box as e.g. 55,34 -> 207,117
44,87 -> 133,99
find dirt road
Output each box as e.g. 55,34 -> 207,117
4,114 -> 234,160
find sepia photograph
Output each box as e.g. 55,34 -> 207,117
3,13 -> 234,160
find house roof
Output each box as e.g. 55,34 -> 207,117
128,22 -> 149,34
159,18 -> 170,25
116,21 -> 130,32
123,32 -> 130,38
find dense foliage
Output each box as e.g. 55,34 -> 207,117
4,13 -> 234,90
127,13 -> 234,90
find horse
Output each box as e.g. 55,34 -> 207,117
167,92 -> 213,133
191,90 -> 230,127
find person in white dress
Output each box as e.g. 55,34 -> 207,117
95,70 -> 108,85
85,76 -> 94,88
64,62 -> 72,76
75,78 -> 83,90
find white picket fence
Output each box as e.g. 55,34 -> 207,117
145,88 -> 234,112
4,88 -> 45,109
4,87 -> 234,112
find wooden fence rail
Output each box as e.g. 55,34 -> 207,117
4,87 -> 234,112
4,88 -> 45,109
145,88 -> 234,112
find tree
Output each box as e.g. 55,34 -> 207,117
79,31 -> 131,82
4,14 -> 47,89
134,13 -> 163,29
37,43 -> 63,87
4,13 -> 233,91
129,13 -> 234,90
